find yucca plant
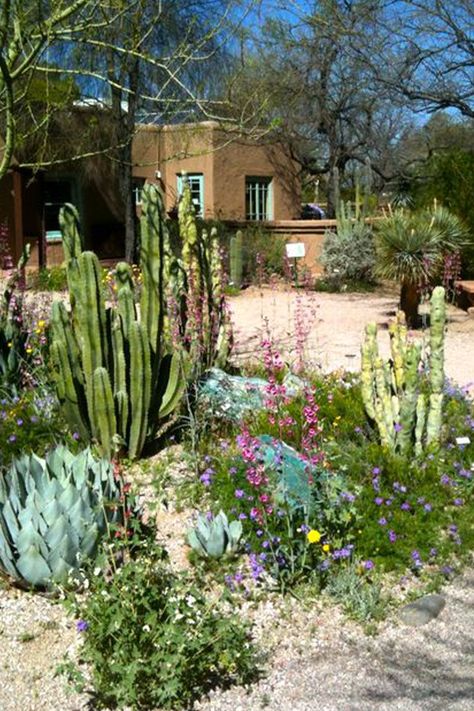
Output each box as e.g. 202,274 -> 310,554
375,203 -> 467,327
0,446 -> 125,589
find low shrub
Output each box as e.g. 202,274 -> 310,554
320,221 -> 376,287
67,546 -> 260,710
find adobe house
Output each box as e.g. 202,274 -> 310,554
133,122 -> 300,222
0,121 -> 301,267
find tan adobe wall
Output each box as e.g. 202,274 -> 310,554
132,123 -> 300,221
212,131 -> 300,221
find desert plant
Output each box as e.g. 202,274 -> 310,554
50,187 -> 185,459
0,446 -> 124,588
187,510 -> 243,558
375,203 -> 467,327
361,286 -> 446,455
321,201 -> 376,286
176,178 -> 232,373
229,230 -> 243,288
0,244 -> 31,390
65,548 -> 259,710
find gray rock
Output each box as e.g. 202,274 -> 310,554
399,594 -> 446,626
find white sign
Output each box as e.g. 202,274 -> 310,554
456,436 -> 471,446
286,242 -> 306,259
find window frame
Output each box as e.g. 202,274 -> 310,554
177,173 -> 204,216
245,176 -> 273,221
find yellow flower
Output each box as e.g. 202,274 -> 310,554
307,529 -> 321,544
322,544 -> 330,553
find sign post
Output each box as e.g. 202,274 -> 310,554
285,242 -> 306,287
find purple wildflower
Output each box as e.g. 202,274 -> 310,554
388,530 -> 397,543
76,620 -> 88,633
374,496 -> 384,506
234,489 -> 244,499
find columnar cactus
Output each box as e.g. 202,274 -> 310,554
361,286 -> 446,455
173,177 -> 233,374
230,231 -> 243,289
51,184 -> 185,460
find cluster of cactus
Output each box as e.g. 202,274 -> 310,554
187,510 -> 242,559
361,286 -> 446,455
229,231 -> 243,289
51,185 -> 184,459
173,176 -> 233,373
0,245 -> 31,389
0,446 -> 124,588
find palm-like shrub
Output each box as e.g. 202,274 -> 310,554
375,204 -> 467,327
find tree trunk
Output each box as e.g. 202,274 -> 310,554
400,281 -> 420,329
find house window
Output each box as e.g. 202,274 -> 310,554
177,173 -> 204,216
44,179 -> 76,241
246,177 -> 272,221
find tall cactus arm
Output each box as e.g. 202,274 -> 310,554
139,184 -> 164,358
92,368 -> 116,459
128,322 -> 152,460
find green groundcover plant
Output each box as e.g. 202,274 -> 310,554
64,542 -> 260,710
189,333 -> 474,596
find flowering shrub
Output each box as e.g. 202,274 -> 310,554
65,544 -> 259,710
190,331 -> 474,596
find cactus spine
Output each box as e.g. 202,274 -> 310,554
51,188 -> 184,460
361,286 -> 446,454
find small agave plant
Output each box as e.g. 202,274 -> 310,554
0,446 -> 125,589
187,510 -> 243,559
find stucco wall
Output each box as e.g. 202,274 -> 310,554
132,123 -> 300,221
212,131 -> 300,221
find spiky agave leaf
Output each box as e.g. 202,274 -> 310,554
0,447 -> 125,589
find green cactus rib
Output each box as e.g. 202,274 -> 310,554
77,252 -> 108,394
59,204 -> 83,308
92,368 -> 116,458
59,203 -> 82,262
128,321 -> 152,460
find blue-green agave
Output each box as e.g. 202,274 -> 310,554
0,446 -> 124,588
187,510 -> 242,559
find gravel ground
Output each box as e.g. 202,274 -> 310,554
197,569 -> 474,711
0,286 -> 473,710
230,286 -> 474,394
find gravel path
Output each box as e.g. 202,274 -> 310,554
197,569 -> 474,711
230,286 -> 474,394
0,286 -> 473,710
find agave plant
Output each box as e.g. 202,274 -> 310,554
187,511 -> 242,559
0,446 -> 125,589
375,203 -> 467,327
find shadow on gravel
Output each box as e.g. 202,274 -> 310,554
358,578 -> 474,710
